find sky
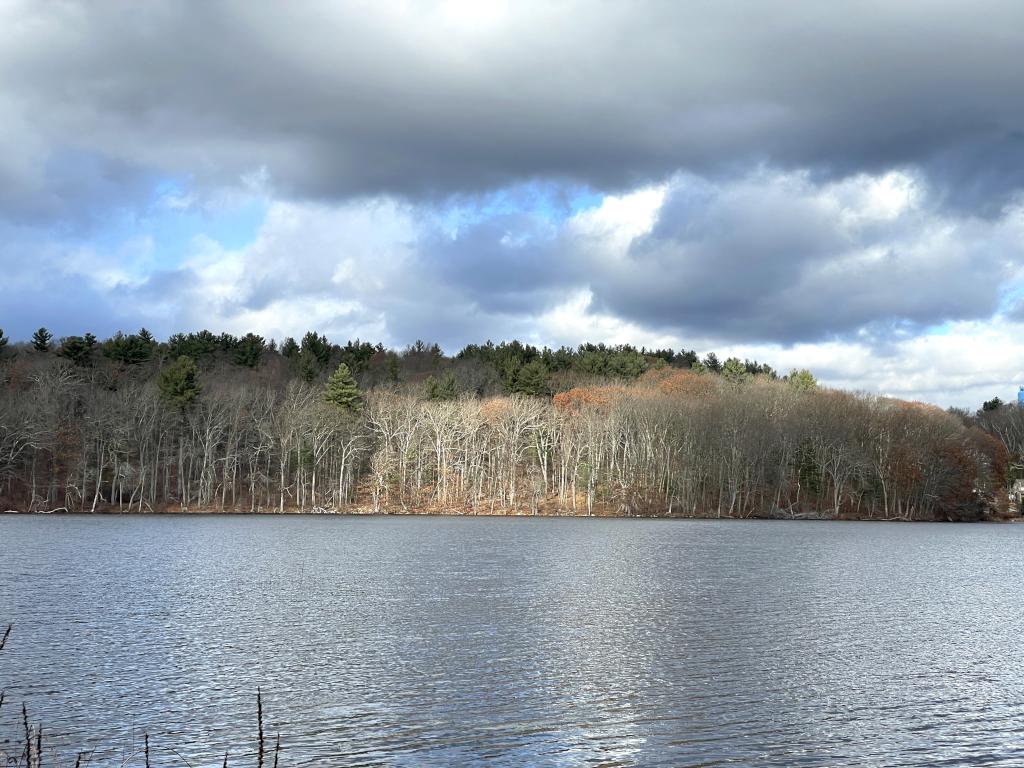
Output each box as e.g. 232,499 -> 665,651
2,0 -> 1024,408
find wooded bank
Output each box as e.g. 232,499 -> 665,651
0,331 -> 1014,521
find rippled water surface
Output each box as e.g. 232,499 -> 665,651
2,515 -> 1024,767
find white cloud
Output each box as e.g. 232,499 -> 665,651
718,318 -> 1024,408
6,164 -> 1024,410
568,185 -> 667,245
534,289 -> 678,350
119,169 -> 1024,409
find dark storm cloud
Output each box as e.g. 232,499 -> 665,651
3,1 -> 1024,219
5,0 -> 1024,363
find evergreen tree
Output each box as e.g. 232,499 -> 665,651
297,348 -> 320,382
167,330 -> 218,360
702,352 -> 722,372
675,349 -> 699,368
234,333 -> 266,368
339,339 -> 379,374
59,335 -> 95,367
788,369 -> 818,392
218,332 -> 239,352
31,327 -> 53,352
324,363 -> 361,411
103,331 -> 154,365
0,328 -> 7,351
722,357 -> 752,386
158,356 -> 201,410
608,349 -> 647,378
425,370 -> 458,401
280,337 -> 299,358
301,331 -> 332,366
513,359 -> 549,396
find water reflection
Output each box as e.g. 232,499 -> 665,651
1,516 -> 1023,766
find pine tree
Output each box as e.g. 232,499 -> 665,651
425,370 -> 458,401
722,357 -> 752,386
788,368 -> 818,392
0,328 -> 7,351
324,363 -> 361,411
31,327 -> 53,352
512,359 -> 549,396
280,337 -> 299,358
59,336 -> 95,367
301,331 -> 332,366
297,348 -> 319,382
234,333 -> 265,368
982,396 -> 1003,412
158,356 -> 201,410
702,352 -> 722,372
103,331 -> 154,365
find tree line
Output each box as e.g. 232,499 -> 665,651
0,326 -> 1012,520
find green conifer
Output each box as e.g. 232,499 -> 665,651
297,348 -> 319,382
31,327 -> 52,352
512,359 -> 549,396
59,336 -> 94,367
788,368 -> 818,392
234,333 -> 266,368
158,356 -> 201,410
280,337 -> 299,358
425,370 -> 458,401
324,363 -> 361,411
722,357 -> 752,386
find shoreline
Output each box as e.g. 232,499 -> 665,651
2,507 -> 1015,523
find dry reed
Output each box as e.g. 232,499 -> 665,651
1,625 -> 283,767
23,703 -> 31,765
257,687 -> 264,768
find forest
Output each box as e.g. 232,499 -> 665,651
0,326 -> 1017,521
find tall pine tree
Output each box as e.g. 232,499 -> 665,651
158,356 -> 201,410
31,327 -> 52,352
324,363 -> 361,411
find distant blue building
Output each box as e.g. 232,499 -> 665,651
1019,386 -> 1024,406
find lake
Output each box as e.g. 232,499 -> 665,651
1,515 -> 1023,767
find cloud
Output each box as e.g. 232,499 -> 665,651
4,164 -> 1024,408
721,319 -> 1024,409
585,170 -> 1024,343
2,1 -> 1024,221
3,2 -> 1024,409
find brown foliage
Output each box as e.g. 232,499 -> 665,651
479,396 -> 512,424
638,368 -> 717,399
552,385 -> 628,413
